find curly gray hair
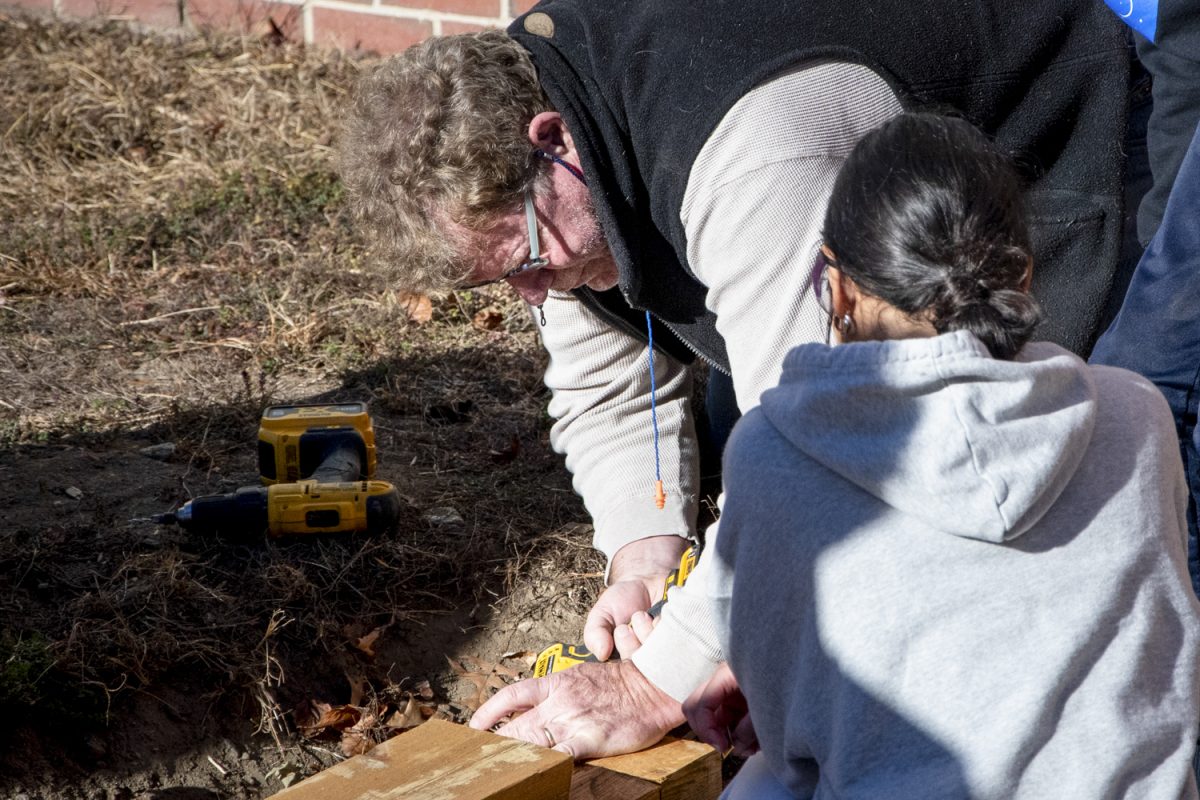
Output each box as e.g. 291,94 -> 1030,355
338,31 -> 551,290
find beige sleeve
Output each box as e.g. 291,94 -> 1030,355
635,62 -> 903,699
682,60 -> 904,412
535,291 -> 698,569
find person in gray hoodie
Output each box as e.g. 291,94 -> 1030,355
687,114 -> 1200,798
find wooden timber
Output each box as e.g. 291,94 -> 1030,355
266,718 -> 572,800
585,737 -> 722,800
266,722 -> 721,800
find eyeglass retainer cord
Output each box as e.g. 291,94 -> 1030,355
534,148 -> 666,510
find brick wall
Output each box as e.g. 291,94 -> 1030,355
5,0 -> 538,52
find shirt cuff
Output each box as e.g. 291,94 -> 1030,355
592,492 -> 695,579
630,610 -> 722,703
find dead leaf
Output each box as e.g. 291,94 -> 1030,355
315,703 -> 361,730
460,686 -> 488,712
446,657 -> 489,711
399,292 -> 433,323
489,434 -> 521,465
340,731 -> 371,757
447,655 -> 521,711
345,670 -> 367,707
340,713 -> 378,757
447,655 -> 491,676
296,701 -> 361,738
384,695 -> 431,731
472,307 -> 504,330
354,626 -> 385,658
491,662 -> 522,680
458,671 -> 488,693
292,701 -> 319,731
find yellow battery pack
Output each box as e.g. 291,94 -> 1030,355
258,402 -> 377,484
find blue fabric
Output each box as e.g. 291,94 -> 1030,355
1103,0 -> 1159,41
1131,0 -> 1200,243
720,754 -> 797,800
1091,120 -> 1200,596
702,367 -> 739,473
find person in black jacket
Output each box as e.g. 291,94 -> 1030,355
339,0 -> 1136,759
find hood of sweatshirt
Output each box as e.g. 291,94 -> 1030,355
758,330 -> 1097,543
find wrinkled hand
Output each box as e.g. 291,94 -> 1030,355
469,659 -> 685,759
683,662 -> 758,757
584,581 -> 660,660
584,535 -> 688,661
623,610 -> 659,651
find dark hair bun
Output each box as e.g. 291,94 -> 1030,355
823,113 -> 1042,360
934,287 -> 1041,362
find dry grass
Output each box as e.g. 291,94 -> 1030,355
0,11 -> 525,436
2,11 -> 370,437
0,12 -> 599,793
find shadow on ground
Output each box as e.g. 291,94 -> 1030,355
0,344 -> 598,799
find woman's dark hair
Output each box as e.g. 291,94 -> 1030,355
823,113 -> 1041,360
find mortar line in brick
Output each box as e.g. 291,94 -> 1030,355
304,0 -> 504,26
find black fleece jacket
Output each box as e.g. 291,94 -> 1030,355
510,0 -> 1129,364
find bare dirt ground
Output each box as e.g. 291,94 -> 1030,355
0,14 -> 605,798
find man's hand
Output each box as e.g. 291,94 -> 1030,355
584,580 -> 657,659
585,535 -> 689,660
683,662 -> 758,757
468,659 -> 685,759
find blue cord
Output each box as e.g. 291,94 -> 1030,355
645,310 -> 662,485
538,147 -> 664,507
535,148 -> 587,183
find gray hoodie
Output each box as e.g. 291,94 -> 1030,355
715,330 -> 1200,799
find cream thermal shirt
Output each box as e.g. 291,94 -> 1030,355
536,61 -> 902,698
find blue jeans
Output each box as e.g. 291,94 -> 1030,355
1090,119 -> 1200,598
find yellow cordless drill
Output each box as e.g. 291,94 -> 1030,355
533,542 -> 701,676
146,402 -> 401,537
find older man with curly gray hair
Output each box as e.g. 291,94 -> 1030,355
339,0 -> 1135,761
340,31 -> 619,304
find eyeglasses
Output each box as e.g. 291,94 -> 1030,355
810,244 -> 836,315
458,191 -> 550,290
